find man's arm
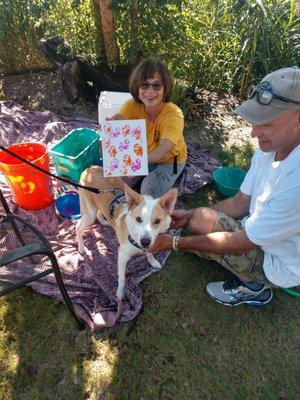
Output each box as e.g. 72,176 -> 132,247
178,229 -> 256,253
210,191 -> 251,219
170,191 -> 251,230
148,229 -> 257,254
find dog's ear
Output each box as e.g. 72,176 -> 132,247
158,188 -> 178,214
124,183 -> 143,209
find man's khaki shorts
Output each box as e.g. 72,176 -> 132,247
195,212 -> 276,287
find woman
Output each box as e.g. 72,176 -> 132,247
109,57 -> 187,198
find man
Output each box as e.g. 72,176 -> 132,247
148,66 -> 300,307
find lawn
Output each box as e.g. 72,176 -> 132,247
0,99 -> 299,400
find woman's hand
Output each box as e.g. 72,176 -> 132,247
105,113 -> 123,121
147,233 -> 173,252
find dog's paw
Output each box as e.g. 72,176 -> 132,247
147,253 -> 162,270
151,259 -> 162,270
116,287 -> 124,301
78,244 -> 91,257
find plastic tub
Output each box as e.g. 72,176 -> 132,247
213,167 -> 247,197
0,142 -> 54,210
55,191 -> 81,219
98,91 -> 132,122
49,128 -> 101,182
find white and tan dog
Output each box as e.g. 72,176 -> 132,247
76,166 -> 178,300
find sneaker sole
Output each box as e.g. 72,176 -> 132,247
206,291 -> 273,308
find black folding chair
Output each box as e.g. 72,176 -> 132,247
0,189 -> 85,330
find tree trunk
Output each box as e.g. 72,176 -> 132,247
38,37 -> 131,102
130,0 -> 139,42
98,0 -> 120,65
91,0 -> 107,63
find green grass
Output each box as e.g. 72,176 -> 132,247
0,90 -> 6,101
1,120 -> 299,400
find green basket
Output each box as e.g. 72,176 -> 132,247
213,167 -> 247,197
49,128 -> 101,182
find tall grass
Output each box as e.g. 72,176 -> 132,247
230,0 -> 300,95
0,0 -> 50,72
0,0 -> 97,73
0,0 -> 298,95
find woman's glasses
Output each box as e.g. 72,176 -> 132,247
139,82 -> 164,91
247,81 -> 300,105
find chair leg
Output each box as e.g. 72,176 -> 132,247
0,190 -> 11,215
47,251 -> 86,330
1,190 -> 86,330
0,191 -> 29,250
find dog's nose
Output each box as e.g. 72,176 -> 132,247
140,237 -> 151,248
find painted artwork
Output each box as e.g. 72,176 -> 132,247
101,119 -> 148,177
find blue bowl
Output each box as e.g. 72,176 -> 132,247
213,167 -> 247,197
55,191 -> 81,219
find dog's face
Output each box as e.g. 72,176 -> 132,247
124,185 -> 178,249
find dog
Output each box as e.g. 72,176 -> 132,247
76,166 -> 178,300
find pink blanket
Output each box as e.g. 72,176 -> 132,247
0,101 -> 220,330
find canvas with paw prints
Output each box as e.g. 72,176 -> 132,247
101,119 -> 148,177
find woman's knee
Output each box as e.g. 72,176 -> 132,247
189,207 -> 218,234
140,172 -> 172,198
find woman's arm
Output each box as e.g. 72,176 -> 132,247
148,139 -> 175,163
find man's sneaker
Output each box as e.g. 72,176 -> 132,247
206,277 -> 273,307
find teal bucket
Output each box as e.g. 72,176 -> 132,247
49,128 -> 101,182
213,167 -> 247,197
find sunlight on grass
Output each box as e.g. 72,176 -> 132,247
0,299 -> 20,400
83,337 -> 119,399
0,85 -> 299,399
221,141 -> 255,170
0,90 -> 6,101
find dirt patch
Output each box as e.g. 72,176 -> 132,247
0,70 -> 256,154
187,88 -> 255,150
0,70 -> 98,120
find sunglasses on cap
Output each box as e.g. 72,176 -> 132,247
247,81 -> 300,105
139,82 -> 164,91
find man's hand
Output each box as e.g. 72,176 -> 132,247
171,209 -> 193,229
147,233 -> 173,252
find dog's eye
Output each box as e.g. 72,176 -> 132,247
153,218 -> 161,225
136,216 -> 142,223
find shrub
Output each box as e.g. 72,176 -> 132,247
0,0 -> 298,97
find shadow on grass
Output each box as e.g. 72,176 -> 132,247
185,118 -> 255,170
1,187 -> 299,400
97,250 -> 300,399
95,186 -> 300,400
0,288 -> 89,400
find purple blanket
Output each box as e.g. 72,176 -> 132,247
0,101 -> 220,330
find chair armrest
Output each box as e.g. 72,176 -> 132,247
0,243 -> 47,267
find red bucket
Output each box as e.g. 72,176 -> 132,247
0,142 -> 54,210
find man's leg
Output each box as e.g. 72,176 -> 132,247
188,207 -> 219,236
187,208 -> 274,307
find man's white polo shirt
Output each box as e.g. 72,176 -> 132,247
240,145 -> 300,288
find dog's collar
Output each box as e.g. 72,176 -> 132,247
128,235 -> 142,249
109,191 -> 126,218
